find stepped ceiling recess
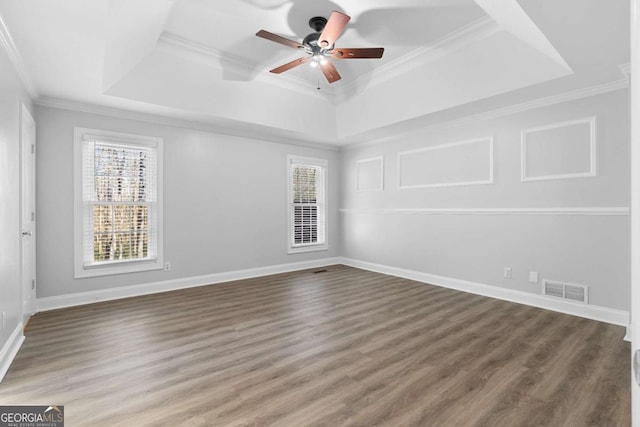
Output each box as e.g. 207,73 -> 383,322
0,0 -> 629,146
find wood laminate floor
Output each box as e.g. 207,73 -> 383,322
0,265 -> 631,426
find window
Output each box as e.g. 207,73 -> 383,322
74,128 -> 163,278
287,155 -> 328,253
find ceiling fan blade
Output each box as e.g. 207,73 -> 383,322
256,30 -> 304,49
331,47 -> 385,59
318,11 -> 350,49
320,60 -> 341,83
269,57 -> 310,74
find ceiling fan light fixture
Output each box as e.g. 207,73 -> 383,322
256,10 -> 385,84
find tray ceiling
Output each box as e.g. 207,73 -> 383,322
0,0 -> 629,146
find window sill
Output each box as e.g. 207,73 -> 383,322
288,244 -> 329,254
74,259 -> 163,278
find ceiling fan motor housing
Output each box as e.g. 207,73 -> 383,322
308,16 -> 327,32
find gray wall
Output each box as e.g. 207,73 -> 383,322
33,89 -> 632,313
340,90 -> 630,311
35,106 -> 340,298
0,45 -> 33,347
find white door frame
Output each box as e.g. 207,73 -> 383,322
631,1 -> 640,425
20,103 -> 36,326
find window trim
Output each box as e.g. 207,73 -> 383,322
73,127 -> 164,278
287,155 -> 328,254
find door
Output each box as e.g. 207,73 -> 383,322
632,1 -> 640,425
20,104 -> 36,326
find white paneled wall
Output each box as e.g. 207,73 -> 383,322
340,89 -> 630,315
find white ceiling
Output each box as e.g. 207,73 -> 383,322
0,0 -> 629,147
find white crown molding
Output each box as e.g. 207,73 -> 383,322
339,207 -> 630,216
159,17 -> 498,103
0,12 -> 37,98
160,31 -> 257,71
342,78 -> 629,150
341,16 -> 499,96
158,32 -> 330,100
0,322 -> 24,383
37,257 -> 342,312
35,97 -> 339,151
339,257 -> 630,327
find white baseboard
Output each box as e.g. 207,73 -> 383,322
36,255 -> 630,335
37,257 -> 342,312
624,325 -> 632,342
0,322 -> 25,383
339,257 -> 630,328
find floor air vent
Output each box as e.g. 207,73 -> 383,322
543,280 -> 588,304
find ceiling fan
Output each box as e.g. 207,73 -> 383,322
256,11 -> 384,84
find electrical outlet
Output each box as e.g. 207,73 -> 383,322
504,267 -> 512,279
164,262 -> 171,271
529,271 -> 539,283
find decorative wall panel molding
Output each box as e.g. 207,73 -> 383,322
356,156 -> 384,191
521,116 -> 596,182
398,137 -> 493,189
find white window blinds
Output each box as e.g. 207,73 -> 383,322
288,156 -> 327,252
75,128 -> 163,277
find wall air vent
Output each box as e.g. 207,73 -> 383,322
542,280 -> 588,304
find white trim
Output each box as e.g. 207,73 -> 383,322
339,257 -> 630,327
288,244 -> 330,254
161,17 -> 498,102
619,62 -> 631,79
0,12 -> 37,98
287,155 -> 328,168
339,17 -> 499,97
343,78 -> 627,151
37,258 -> 342,312
339,207 -> 629,216
73,127 -> 164,278
397,137 -> 493,189
34,78 -> 626,152
0,323 -> 25,383
625,325 -> 632,343
20,103 -> 36,324
630,1 -> 640,420
158,32 -> 328,101
160,32 -> 257,73
521,116 -> 597,182
35,97 -> 340,151
356,156 -> 384,192
287,155 -> 329,254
